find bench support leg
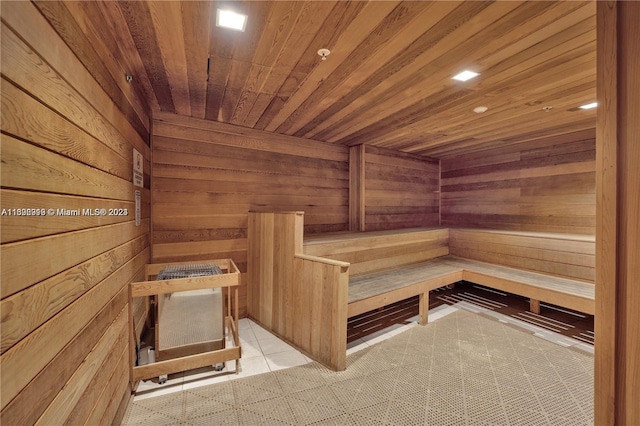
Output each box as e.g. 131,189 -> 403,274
419,292 -> 429,325
530,299 -> 541,314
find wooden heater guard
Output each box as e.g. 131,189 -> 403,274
128,259 -> 241,384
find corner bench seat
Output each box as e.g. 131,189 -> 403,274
248,212 -> 595,371
348,255 -> 595,322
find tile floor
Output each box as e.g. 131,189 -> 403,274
133,300 -> 591,403
133,304 -> 460,401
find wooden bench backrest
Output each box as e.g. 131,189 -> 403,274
449,228 -> 595,283
303,228 -> 449,276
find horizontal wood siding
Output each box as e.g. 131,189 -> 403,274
449,229 -> 595,283
304,228 -> 450,276
0,2 -> 150,425
440,129 -> 596,234
151,112 -> 350,317
364,146 -> 440,231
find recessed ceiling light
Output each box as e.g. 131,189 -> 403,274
473,106 -> 488,114
216,9 -> 247,32
452,70 -> 479,82
579,102 -> 598,110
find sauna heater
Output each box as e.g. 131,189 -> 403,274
155,263 -> 225,362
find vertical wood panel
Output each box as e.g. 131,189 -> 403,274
247,212 -> 348,370
0,2 -> 150,425
349,145 -> 365,231
595,2 -> 640,424
441,130 -> 596,234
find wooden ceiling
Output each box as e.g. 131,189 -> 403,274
52,1 -> 597,158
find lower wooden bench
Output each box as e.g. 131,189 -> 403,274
347,255 -> 595,328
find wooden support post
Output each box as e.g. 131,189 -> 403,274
418,292 -> 429,325
596,2 -> 640,424
349,145 -> 365,232
529,299 -> 540,314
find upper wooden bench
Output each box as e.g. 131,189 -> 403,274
247,212 -> 595,371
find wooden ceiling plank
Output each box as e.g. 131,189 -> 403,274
118,0 -> 175,113
382,72 -> 595,152
480,2 -> 595,70
95,1 -> 159,113
387,103 -> 595,157
181,1 -> 212,119
379,54 -> 596,152
372,56 -> 596,151
62,1 -> 157,120
230,63 -> 269,125
230,1 -> 306,126
287,1 -> 369,77
330,2 -> 596,146
322,2 -> 587,145
251,1 -> 305,67
315,1 -> 528,143
263,1 -> 402,133
148,1 -> 191,116
419,116 -> 596,158
275,1 -> 435,135
411,29 -> 596,134
203,57 -> 231,122
215,1 -> 272,123
341,37 -> 595,148
238,1 -> 337,127
219,59 -> 252,123
253,2 -> 366,131
297,1 -> 462,140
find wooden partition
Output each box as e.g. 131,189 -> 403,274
247,212 -> 349,370
441,129 -> 596,235
449,229 -> 595,283
1,2 -> 150,424
152,112 -> 350,317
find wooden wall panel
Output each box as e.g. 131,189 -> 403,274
449,229 -> 595,282
595,2 -> 640,424
151,112 -> 350,316
441,129 -> 596,234
0,2 -> 150,425
304,228 -> 450,276
364,146 -> 440,231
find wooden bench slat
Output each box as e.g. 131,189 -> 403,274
348,261 -> 461,304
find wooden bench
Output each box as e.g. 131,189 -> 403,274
247,212 -> 595,371
303,227 -> 451,325
448,228 -> 595,314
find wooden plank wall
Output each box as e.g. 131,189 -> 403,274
440,129 -> 596,235
304,228 -> 450,276
151,112 -> 351,316
0,2 -> 150,425
449,229 -> 595,282
364,146 -> 440,231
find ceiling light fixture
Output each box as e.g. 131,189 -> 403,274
473,106 -> 488,114
579,102 -> 598,110
452,70 -> 479,82
216,9 -> 247,32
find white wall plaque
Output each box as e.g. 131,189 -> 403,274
133,148 -> 144,188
